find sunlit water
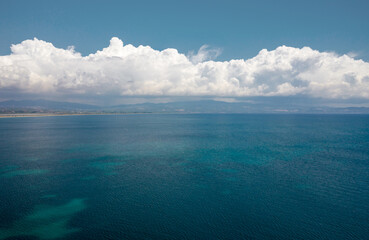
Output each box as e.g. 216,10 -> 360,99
0,114 -> 368,239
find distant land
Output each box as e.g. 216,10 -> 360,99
1,99 -> 369,115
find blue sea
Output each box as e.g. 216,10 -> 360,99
0,114 -> 368,240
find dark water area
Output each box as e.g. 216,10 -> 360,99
0,114 -> 368,240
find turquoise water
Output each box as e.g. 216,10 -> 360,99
0,114 -> 368,239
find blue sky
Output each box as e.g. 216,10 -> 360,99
1,0 -> 369,60
0,0 -> 369,106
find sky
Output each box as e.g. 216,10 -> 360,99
0,0 -> 369,106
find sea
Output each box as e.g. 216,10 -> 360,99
0,114 -> 368,240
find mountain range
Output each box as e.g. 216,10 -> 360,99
1,99 -> 369,114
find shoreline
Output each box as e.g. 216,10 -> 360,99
0,113 -> 151,118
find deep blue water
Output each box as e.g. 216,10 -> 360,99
0,114 -> 368,240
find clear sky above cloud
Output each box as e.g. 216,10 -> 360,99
1,0 -> 369,60
0,0 -> 369,105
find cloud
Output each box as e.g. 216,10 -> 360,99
187,45 -> 222,64
1,37 -> 369,101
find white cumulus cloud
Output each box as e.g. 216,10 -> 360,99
1,37 -> 369,101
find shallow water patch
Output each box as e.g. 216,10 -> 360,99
1,169 -> 48,178
0,198 -> 86,240
0,165 -> 19,172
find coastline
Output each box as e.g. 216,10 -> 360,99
0,113 -> 150,118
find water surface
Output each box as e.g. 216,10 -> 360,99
0,114 -> 368,239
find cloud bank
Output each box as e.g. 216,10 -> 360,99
1,37 -> 369,101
